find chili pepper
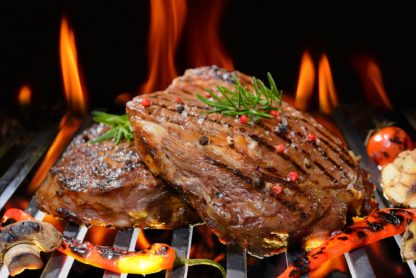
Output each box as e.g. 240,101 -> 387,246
277,208 -> 416,278
2,208 -> 226,277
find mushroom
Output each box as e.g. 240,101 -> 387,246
0,220 -> 62,276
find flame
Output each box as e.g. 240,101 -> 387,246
85,226 -> 117,246
4,197 -> 29,211
18,85 -> 32,106
140,0 -> 187,93
295,51 -> 315,111
186,1 -> 233,70
318,54 -> 339,115
27,18 -> 87,194
43,214 -> 66,233
356,58 -> 393,110
60,17 -> 88,115
136,229 -> 151,250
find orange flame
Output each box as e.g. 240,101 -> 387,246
140,0 -> 187,93
85,226 -> 117,246
186,1 -> 233,70
60,17 -> 88,114
136,229 -> 151,250
318,54 -> 339,115
27,18 -> 87,194
295,51 -> 315,111
18,85 -> 32,106
356,58 -> 393,111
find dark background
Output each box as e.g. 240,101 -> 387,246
1,0 -> 415,110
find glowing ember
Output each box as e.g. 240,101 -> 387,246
356,58 -> 394,111
27,18 -> 88,194
17,85 -> 32,106
115,92 -> 132,106
185,1 -> 233,70
140,0 -> 187,93
309,256 -> 347,278
295,51 -> 315,111
318,54 -> 339,115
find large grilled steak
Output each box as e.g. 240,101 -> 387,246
127,66 -> 376,257
35,124 -> 200,229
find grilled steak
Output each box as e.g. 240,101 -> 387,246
35,124 -> 200,229
127,66 -> 376,257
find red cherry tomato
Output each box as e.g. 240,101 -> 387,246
366,126 -> 413,166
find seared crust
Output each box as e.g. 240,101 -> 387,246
35,124 -> 200,229
127,66 -> 376,257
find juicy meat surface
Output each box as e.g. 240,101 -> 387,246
127,66 -> 376,257
35,124 -> 200,229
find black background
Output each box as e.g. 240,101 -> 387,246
1,0 -> 415,110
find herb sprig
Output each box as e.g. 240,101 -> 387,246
91,111 -> 133,145
197,73 -> 282,123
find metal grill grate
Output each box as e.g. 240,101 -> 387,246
1,107 -> 416,278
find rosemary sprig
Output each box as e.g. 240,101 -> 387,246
196,73 -> 282,123
91,111 -> 133,145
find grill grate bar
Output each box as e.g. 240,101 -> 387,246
0,127 -> 56,210
226,245 -> 247,278
40,223 -> 88,278
344,249 -> 376,278
333,108 -> 416,277
165,226 -> 194,278
102,228 -> 140,278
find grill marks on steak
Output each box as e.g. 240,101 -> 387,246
34,124 -> 200,229
127,66 -> 376,257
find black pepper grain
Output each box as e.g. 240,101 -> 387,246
176,105 -> 185,113
199,135 -> 209,145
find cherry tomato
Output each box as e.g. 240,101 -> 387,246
366,126 -> 413,166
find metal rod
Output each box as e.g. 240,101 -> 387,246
0,127 -> 56,210
165,226 -> 194,278
40,223 -> 88,278
226,244 -> 247,278
102,228 -> 139,278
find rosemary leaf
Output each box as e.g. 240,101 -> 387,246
197,73 -> 282,123
91,111 -> 133,145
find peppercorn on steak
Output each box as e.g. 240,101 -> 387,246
35,124 -> 200,229
127,66 -> 376,257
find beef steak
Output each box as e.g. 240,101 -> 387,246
35,124 -> 200,229
127,66 -> 376,257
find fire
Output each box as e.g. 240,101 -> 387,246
60,17 -> 88,115
18,85 -> 32,106
140,0 -> 187,93
185,1 -> 233,70
85,226 -> 118,246
356,58 -> 393,111
136,229 -> 151,250
318,54 -> 339,115
295,51 -> 315,111
27,18 -> 88,194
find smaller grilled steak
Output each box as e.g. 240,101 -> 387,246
35,124 -> 200,229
